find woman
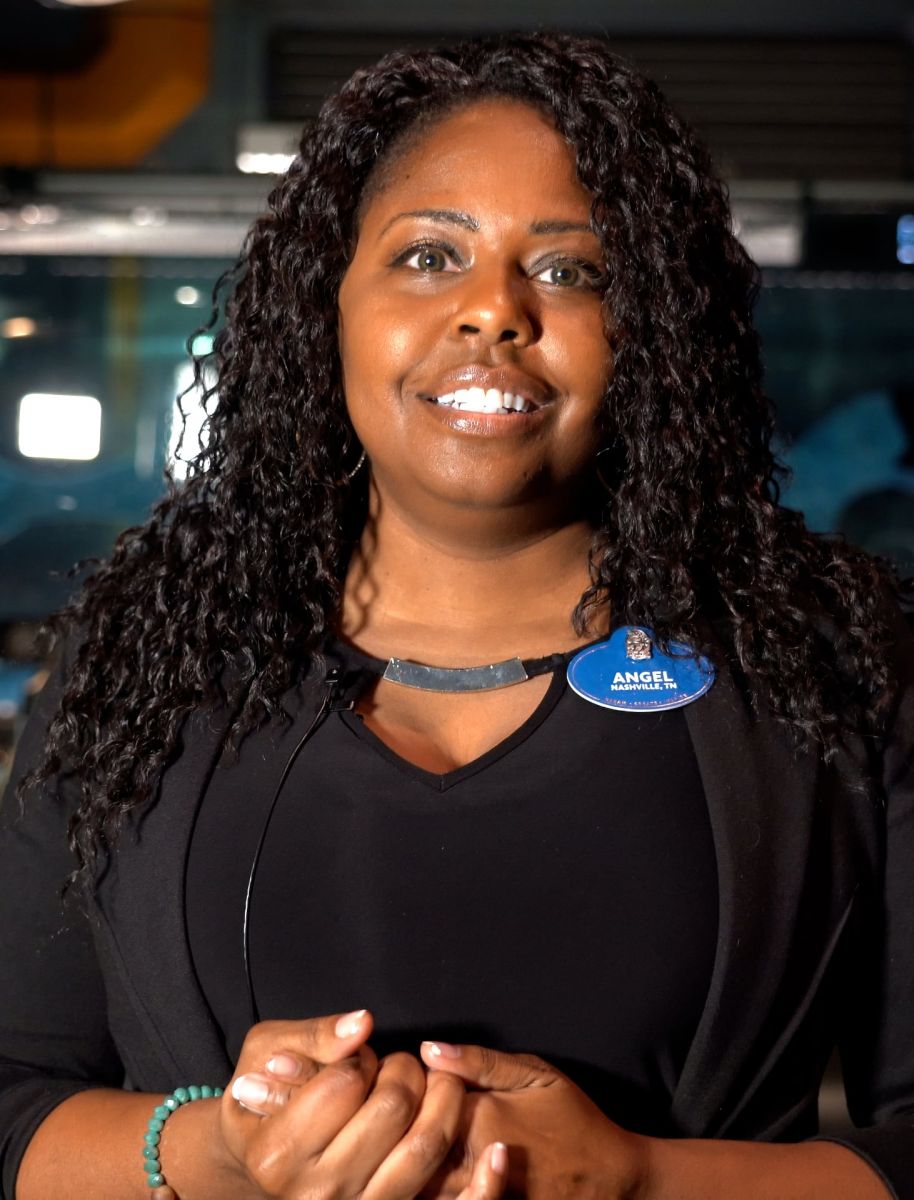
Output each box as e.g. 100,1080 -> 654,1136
3,30 -> 913,1200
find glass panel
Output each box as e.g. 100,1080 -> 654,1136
0,254 -> 229,620
758,273 -> 914,574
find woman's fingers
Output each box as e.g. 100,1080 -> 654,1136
226,1009 -> 377,1120
223,1014 -> 508,1200
233,1008 -> 374,1081
223,1050 -> 380,1196
361,1068 -> 466,1199
229,1043 -> 378,1119
456,1142 -> 509,1199
316,1051 -> 429,1190
231,1070 -> 294,1117
232,1012 -> 375,1114
264,1051 -> 307,1081
421,1040 -> 553,1091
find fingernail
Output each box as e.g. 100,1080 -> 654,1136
491,1143 -> 507,1175
423,1040 -> 461,1059
335,1009 -> 368,1038
266,1054 -> 301,1079
231,1075 -> 269,1107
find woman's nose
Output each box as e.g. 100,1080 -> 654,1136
450,267 -> 538,347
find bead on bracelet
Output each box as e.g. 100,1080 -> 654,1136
141,1084 -> 223,1194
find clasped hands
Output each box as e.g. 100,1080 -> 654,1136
217,1008 -> 648,1199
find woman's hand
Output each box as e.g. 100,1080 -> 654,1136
211,1009 -> 509,1198
417,1041 -> 649,1199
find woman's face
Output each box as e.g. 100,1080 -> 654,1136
337,98 -> 614,519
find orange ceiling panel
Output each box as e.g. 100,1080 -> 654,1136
0,0 -> 211,168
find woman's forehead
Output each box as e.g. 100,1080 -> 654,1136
358,99 -> 593,228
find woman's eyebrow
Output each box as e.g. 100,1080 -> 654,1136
529,218 -> 595,236
380,208 -> 479,236
378,209 -> 595,237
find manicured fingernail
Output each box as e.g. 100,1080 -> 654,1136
335,1009 -> 367,1038
266,1054 -> 301,1078
231,1075 -> 269,1107
491,1143 -> 507,1175
423,1040 -> 461,1059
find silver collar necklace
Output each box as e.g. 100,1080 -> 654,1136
337,641 -> 602,693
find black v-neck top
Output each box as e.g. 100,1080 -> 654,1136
186,639 -> 718,1136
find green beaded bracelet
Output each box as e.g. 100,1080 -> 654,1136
142,1085 -> 224,1194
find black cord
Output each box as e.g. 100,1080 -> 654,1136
242,666 -> 348,1028
239,640 -> 589,1025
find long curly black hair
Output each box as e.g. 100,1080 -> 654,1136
20,31 -> 903,892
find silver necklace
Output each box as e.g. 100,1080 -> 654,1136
345,644 -> 592,693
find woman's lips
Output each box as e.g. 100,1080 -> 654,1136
419,393 -> 550,437
418,367 -> 554,411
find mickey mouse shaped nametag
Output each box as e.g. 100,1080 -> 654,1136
567,625 -> 715,712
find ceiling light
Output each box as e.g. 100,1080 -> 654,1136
131,206 -> 168,228
175,286 -> 202,306
236,151 -> 295,175
19,205 -> 60,226
18,393 -> 101,461
236,123 -> 299,176
1,317 -> 38,339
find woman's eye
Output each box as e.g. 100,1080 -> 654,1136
535,261 -> 602,288
401,246 -> 456,272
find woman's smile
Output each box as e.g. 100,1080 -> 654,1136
420,394 -> 551,439
416,362 -> 556,437
337,98 -> 615,517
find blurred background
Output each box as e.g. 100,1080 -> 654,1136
0,0 -> 912,1135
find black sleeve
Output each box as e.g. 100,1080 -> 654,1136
815,600 -> 914,1200
0,648 -> 125,1200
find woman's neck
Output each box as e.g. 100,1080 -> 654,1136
339,491 -> 608,664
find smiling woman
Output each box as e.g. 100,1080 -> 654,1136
336,99 -> 616,783
339,102 -> 611,522
3,30 -> 914,1200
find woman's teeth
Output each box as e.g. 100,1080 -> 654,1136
433,387 -> 533,414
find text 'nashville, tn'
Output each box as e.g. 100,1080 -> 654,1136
611,670 -> 678,692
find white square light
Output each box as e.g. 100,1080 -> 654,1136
18,393 -> 102,460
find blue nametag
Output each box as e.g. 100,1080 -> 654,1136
567,626 -> 715,712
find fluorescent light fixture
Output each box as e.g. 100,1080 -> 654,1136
18,393 -> 101,460
739,223 -> 802,268
0,215 -> 247,258
236,151 -> 295,175
236,124 -> 299,175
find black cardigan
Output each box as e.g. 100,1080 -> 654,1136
2,611 -> 914,1199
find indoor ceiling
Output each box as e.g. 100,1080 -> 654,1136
249,0 -> 914,37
